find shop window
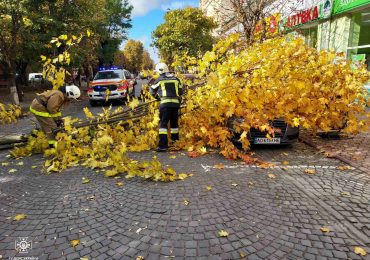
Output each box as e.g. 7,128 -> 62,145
348,10 -> 370,71
295,27 -> 318,48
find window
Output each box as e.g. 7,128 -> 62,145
124,71 -> 133,79
295,26 -> 318,48
94,71 -> 122,80
348,9 -> 370,71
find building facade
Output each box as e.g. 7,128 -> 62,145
200,0 -> 370,70
199,0 -> 238,35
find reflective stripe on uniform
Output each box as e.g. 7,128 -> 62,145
160,98 -> 179,104
159,128 -> 167,135
151,81 -> 160,90
30,106 -> 61,118
160,82 -> 167,97
160,80 -> 179,97
170,128 -> 179,134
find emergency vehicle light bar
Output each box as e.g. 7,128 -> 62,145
98,66 -> 123,71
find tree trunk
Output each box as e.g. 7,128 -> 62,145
0,134 -> 28,145
18,62 -> 29,87
7,67 -> 20,105
84,63 -> 93,88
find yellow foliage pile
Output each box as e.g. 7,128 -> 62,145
177,34 -> 370,159
0,103 -> 22,124
10,34 -> 370,179
11,100 -> 191,182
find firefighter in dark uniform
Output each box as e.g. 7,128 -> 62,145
150,63 -> 183,152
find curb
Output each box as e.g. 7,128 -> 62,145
299,136 -> 368,174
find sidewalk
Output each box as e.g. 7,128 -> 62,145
0,89 -> 36,112
300,130 -> 370,173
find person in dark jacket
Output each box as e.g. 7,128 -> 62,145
150,63 -> 183,152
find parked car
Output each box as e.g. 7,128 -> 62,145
228,118 -> 299,146
28,73 -> 43,84
87,67 -> 135,106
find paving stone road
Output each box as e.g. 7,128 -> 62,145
0,81 -> 369,259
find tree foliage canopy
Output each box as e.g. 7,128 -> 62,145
0,0 -> 133,83
142,50 -> 154,70
123,39 -> 144,74
152,7 -> 217,65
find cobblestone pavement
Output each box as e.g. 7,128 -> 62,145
1,83 -> 369,259
1,142 -> 369,259
300,128 -> 370,173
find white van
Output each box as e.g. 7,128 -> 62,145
28,73 -> 43,83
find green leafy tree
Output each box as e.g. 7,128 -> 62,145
123,40 -> 144,74
21,0 -> 106,83
0,0 -> 133,98
98,0 -> 133,65
152,7 -> 217,65
0,0 -> 29,104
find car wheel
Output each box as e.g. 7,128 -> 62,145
120,98 -> 127,105
89,100 -> 98,107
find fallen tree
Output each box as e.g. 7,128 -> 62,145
8,34 -> 370,180
176,34 -> 370,159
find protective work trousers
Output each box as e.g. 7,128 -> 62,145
158,107 -> 179,149
34,115 -> 58,147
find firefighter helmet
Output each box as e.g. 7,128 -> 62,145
65,84 -> 81,99
155,63 -> 169,74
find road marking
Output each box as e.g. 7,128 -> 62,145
201,164 -> 353,172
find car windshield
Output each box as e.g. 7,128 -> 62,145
94,71 -> 121,80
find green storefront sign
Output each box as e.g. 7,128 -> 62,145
333,0 -> 370,14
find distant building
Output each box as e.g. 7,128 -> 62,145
199,0 -> 242,36
200,0 -> 370,70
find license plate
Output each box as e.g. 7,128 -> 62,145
254,137 -> 281,144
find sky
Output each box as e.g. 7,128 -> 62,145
126,0 -> 199,64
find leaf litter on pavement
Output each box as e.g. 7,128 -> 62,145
218,230 -> 229,237
70,239 -> 80,247
13,214 -> 27,221
304,169 -> 316,174
354,246 -> 367,256
320,227 -> 330,233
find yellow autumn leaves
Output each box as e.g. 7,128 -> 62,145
0,103 -> 22,124
176,34 -> 370,159
11,101 -> 190,182
8,33 -> 370,181
41,32 -> 88,90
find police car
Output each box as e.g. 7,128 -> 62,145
87,66 -> 135,106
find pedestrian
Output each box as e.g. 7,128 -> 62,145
150,63 -> 183,152
29,85 -> 81,148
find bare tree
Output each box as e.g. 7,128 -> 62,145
208,0 -> 306,43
